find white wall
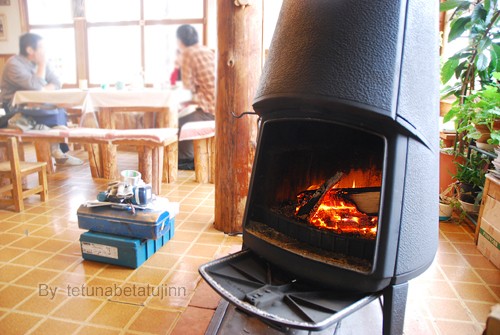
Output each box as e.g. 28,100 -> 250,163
0,0 -> 22,54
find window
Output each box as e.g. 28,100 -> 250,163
25,0 -> 76,84
22,0 -> 208,87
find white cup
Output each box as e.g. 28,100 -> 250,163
79,79 -> 88,90
121,170 -> 141,186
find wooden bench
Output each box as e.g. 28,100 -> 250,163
179,120 -> 215,183
0,127 -> 178,195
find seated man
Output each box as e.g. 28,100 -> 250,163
0,32 -> 82,166
176,25 -> 215,170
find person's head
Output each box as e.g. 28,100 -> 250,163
176,25 -> 198,50
19,32 -> 45,62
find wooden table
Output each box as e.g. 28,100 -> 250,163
11,88 -> 191,183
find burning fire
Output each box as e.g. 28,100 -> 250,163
295,183 -> 378,239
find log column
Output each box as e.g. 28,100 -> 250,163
214,0 -> 263,233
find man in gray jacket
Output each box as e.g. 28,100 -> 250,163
0,32 -> 82,165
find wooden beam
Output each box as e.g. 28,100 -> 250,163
214,0 -> 263,233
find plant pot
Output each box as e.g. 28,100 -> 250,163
476,141 -> 495,151
458,182 -> 481,204
439,202 -> 453,221
458,199 -> 479,214
475,124 -> 491,143
439,149 -> 463,193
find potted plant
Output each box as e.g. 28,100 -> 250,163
440,0 -> 500,154
452,151 -> 490,213
439,182 -> 460,220
445,77 -> 500,149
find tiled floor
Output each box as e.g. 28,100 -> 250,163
0,146 -> 499,335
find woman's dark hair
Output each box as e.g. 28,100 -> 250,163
19,33 -> 42,56
176,25 -> 198,47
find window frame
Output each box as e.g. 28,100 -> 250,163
19,0 -> 209,87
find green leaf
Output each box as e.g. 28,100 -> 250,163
448,17 -> 471,42
442,58 -> 460,84
440,0 -> 471,12
493,44 -> 500,71
471,4 -> 488,22
485,0 -> 491,11
476,53 -> 490,71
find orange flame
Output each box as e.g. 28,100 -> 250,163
307,190 -> 377,238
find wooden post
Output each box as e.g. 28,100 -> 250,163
214,0 -> 263,233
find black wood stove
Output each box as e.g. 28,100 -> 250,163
200,0 -> 439,334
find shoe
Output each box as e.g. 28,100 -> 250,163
55,154 -> 84,166
178,159 -> 194,170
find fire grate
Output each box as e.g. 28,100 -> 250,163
199,249 -> 380,331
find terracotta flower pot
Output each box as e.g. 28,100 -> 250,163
475,124 -> 491,143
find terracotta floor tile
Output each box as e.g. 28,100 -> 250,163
0,222 -> 20,233
108,282 -> 150,305
27,215 -> 56,226
196,233 -> 226,245
189,280 -> 220,309
33,239 -> 72,253
475,268 -> 500,286
171,306 -> 214,335
453,242 -> 484,256
30,318 -> 81,335
9,250 -> 51,267
65,260 -> 106,276
435,252 -> 470,267
0,264 -> 30,283
157,240 -> 191,255
52,296 -> 104,321
0,312 -> 43,335
426,297 -> 473,321
187,244 -> 220,259
75,325 -> 121,335
128,307 -> 180,334
451,282 -> 499,303
5,213 -> 39,223
177,221 -> 209,232
0,247 -> 25,263
15,268 -> 59,287
127,266 -> 169,286
464,300 -> 497,324
144,251 -> 180,269
60,241 -> 84,256
8,235 -> 46,250
51,271 -> 89,288
173,230 -> 200,243
435,320 -> 484,335
17,292 -> 68,314
0,233 -> 22,246
85,277 -> 123,299
0,285 -> 36,308
5,223 -> 42,235
441,265 -> 483,283
175,256 -> 212,273
95,265 -> 135,281
89,301 -> 141,328
29,225 -> 65,238
38,254 -> 80,271
463,254 -> 499,270
411,280 -> 459,299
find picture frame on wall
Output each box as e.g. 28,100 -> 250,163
0,14 -> 6,41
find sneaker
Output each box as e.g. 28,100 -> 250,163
55,154 -> 84,166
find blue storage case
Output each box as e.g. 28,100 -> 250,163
80,221 -> 174,268
77,204 -> 173,239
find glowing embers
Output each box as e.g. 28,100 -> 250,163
294,171 -> 380,240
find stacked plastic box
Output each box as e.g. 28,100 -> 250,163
77,198 -> 177,268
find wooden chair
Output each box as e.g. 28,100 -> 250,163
0,137 -> 48,212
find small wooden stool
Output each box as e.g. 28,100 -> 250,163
179,121 -> 216,183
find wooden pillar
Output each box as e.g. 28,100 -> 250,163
214,0 -> 263,233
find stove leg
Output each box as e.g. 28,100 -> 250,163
382,282 -> 408,335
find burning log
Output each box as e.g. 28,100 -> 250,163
296,172 -> 343,219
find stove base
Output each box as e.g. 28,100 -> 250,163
206,298 -> 387,335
